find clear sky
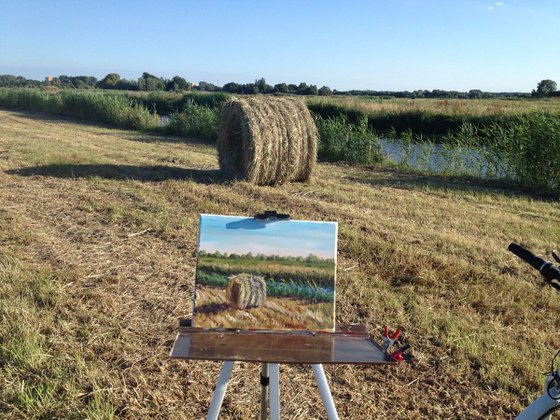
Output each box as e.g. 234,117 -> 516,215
198,215 -> 337,259
1,0 -> 558,92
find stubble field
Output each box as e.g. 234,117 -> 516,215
1,110 -> 560,418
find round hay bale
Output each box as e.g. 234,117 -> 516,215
226,273 -> 267,310
217,97 -> 318,185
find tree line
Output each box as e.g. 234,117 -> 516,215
199,250 -> 335,265
0,73 -> 557,99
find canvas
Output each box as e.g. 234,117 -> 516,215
192,214 -> 338,331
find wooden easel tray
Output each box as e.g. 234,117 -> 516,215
170,324 -> 393,365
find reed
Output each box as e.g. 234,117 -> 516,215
316,115 -> 383,164
307,96 -> 560,139
0,88 -> 158,130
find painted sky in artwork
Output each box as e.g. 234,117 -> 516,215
198,214 -> 337,259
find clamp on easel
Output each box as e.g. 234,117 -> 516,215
382,325 -> 414,364
254,210 -> 290,220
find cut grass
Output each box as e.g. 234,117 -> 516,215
0,222 -> 117,418
0,110 -> 559,418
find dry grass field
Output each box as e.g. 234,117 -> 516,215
1,110 -> 560,418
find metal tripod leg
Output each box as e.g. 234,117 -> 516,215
206,361 -> 235,420
260,363 -> 269,420
269,363 -> 280,420
312,364 -> 339,420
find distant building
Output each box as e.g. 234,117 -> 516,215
46,76 -> 54,83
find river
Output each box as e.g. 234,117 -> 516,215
378,138 -> 510,179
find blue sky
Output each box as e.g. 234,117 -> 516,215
198,215 -> 337,259
1,0 -> 558,91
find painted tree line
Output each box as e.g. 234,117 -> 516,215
199,250 -> 335,265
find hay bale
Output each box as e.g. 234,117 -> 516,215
226,273 -> 267,310
217,97 -> 318,185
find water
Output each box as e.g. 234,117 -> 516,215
158,115 -> 171,127
378,138 -> 510,179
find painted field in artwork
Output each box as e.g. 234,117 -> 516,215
192,214 -> 337,331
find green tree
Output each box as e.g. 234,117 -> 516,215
534,79 -> 557,97
273,83 -> 288,94
468,89 -> 483,99
318,85 -> 332,96
305,84 -> 318,95
297,82 -> 309,95
138,72 -> 165,91
115,78 -> 138,90
98,73 -> 121,89
287,84 -> 298,93
165,75 -> 190,91
255,77 -> 268,93
197,81 -> 219,92
223,82 -> 241,93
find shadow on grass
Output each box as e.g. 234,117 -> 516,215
348,165 -> 560,201
6,163 -> 230,184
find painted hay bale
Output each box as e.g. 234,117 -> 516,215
217,97 -> 318,186
226,273 -> 267,310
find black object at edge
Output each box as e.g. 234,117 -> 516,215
179,318 -> 192,327
254,210 -> 290,220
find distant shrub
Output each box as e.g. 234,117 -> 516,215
316,115 -> 383,164
166,104 -> 219,142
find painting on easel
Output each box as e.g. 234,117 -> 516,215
192,214 -> 338,331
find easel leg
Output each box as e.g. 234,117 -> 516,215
311,364 -> 339,420
269,363 -> 280,420
260,363 -> 269,420
206,361 -> 235,420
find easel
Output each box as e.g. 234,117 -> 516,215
170,323 -> 392,419
170,212 -> 395,419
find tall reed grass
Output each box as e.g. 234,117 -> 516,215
481,113 -> 560,189
165,104 -> 219,141
308,96 -> 560,139
316,115 -> 383,164
114,90 -> 230,115
382,125 -> 506,179
382,114 -> 560,191
0,88 -> 158,130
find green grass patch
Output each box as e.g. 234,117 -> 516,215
0,252 -> 116,418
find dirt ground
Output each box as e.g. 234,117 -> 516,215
1,110 -> 560,419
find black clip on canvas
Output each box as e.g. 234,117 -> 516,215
254,210 -> 290,221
